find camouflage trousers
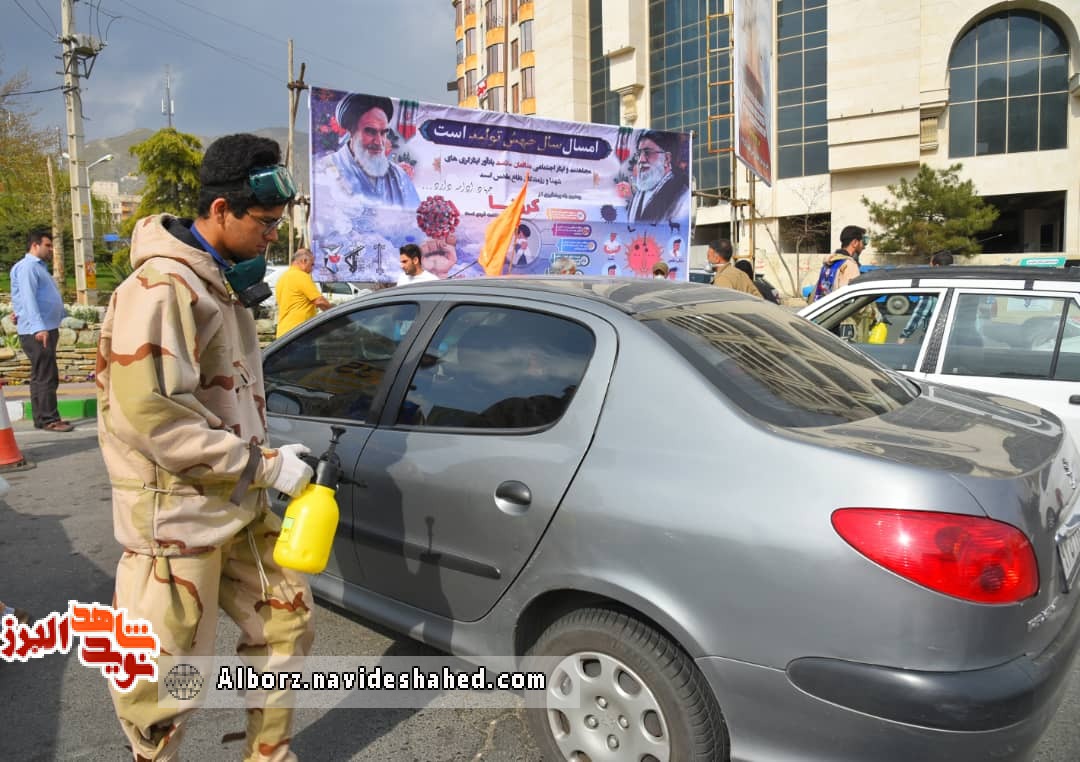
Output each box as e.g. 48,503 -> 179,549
110,510 -> 314,761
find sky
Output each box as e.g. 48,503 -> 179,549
1,0 -> 458,140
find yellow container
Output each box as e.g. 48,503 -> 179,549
273,483 -> 339,574
867,322 -> 888,345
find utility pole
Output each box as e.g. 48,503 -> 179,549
286,39 -> 309,257
60,0 -> 104,306
162,65 -> 175,128
46,154 -> 65,291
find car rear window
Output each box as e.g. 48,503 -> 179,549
643,301 -> 918,427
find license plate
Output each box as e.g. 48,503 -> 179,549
1058,523 -> 1080,592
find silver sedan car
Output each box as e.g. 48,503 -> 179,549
263,277 -> 1080,762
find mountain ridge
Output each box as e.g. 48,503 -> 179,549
83,127 -> 311,187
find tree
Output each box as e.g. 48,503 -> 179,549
112,128 -> 203,276
0,66 -> 53,269
861,164 -> 998,259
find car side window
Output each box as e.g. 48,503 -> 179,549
322,282 -> 352,295
397,305 -> 595,430
808,290 -> 936,372
941,293 -> 1066,379
1051,300 -> 1080,382
263,303 -> 418,420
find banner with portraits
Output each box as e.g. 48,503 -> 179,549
309,86 -> 692,284
734,0 -> 774,186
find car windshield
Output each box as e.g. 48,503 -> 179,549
642,300 -> 918,427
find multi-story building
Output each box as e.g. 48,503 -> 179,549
452,0 -> 1080,290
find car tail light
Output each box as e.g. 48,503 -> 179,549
831,509 -> 1039,604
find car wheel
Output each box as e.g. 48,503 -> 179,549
885,295 -> 911,316
525,608 -> 728,761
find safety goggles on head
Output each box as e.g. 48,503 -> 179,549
248,165 -> 297,206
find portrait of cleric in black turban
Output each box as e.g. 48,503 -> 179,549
314,92 -> 421,209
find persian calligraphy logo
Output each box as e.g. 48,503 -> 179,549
164,664 -> 204,700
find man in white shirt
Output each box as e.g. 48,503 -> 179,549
397,243 -> 440,285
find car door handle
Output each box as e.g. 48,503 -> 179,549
1070,395 -> 1080,405
494,481 -> 532,516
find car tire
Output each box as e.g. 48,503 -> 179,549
524,607 -> 728,761
885,295 -> 911,316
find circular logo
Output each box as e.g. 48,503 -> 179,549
164,663 -> 204,701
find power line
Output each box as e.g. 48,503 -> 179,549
101,0 -> 279,81
1,85 -> 66,98
13,0 -> 55,38
170,0 -> 420,94
33,0 -> 59,35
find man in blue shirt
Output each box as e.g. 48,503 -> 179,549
11,229 -> 72,432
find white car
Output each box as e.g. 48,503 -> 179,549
799,265 -> 1080,448
264,265 -> 370,305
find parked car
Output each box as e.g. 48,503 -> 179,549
264,264 -> 370,305
799,265 -> 1080,450
263,277 -> 1080,762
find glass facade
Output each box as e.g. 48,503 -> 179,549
948,11 -> 1069,157
589,0 -> 621,125
776,0 -> 828,179
649,0 -> 730,193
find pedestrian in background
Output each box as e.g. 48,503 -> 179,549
11,229 -> 72,432
275,247 -> 331,338
898,250 -> 954,344
97,134 -> 315,762
397,243 -> 440,285
707,240 -> 761,297
734,259 -> 782,304
811,225 -> 866,302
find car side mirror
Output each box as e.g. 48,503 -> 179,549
266,389 -> 303,416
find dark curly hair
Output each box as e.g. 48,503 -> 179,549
197,134 -> 283,217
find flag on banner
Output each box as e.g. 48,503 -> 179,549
478,176 -> 530,277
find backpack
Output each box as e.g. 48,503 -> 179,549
811,259 -> 847,301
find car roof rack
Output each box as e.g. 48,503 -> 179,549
853,265 -> 1080,287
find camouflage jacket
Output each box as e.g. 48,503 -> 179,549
97,214 -> 285,556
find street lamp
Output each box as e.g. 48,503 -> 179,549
63,153 -> 115,241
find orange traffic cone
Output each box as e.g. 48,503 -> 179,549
0,384 -> 31,471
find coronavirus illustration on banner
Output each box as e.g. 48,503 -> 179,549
309,87 -> 693,283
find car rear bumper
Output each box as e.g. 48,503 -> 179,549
697,594 -> 1080,762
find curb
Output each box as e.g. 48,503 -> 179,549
12,397 -> 97,422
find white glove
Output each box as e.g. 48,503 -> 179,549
270,443 -> 314,497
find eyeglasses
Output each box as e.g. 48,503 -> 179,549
634,148 -> 669,160
248,165 -> 297,206
249,213 -> 286,236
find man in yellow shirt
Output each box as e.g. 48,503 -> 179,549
275,248 -> 331,337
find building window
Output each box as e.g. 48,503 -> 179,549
465,29 -> 476,57
456,39 -> 465,65
456,1 -> 464,27
649,0 -> 728,192
948,11 -> 1069,157
488,86 -> 505,112
485,0 -> 505,28
523,67 -> 535,99
466,69 -> 477,97
777,0 -> 828,179
487,43 -> 505,74
465,0 -> 476,15
457,77 -> 466,102
589,0 -> 620,125
511,39 -> 520,69
512,83 -> 520,112
511,0 -> 519,23
521,20 -> 534,52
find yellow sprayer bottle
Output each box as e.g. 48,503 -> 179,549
273,426 -> 345,574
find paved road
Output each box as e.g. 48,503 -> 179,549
1,419 -> 1077,760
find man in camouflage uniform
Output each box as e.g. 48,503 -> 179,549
97,134 -> 316,761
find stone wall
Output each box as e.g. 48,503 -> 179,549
0,310 -> 278,385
